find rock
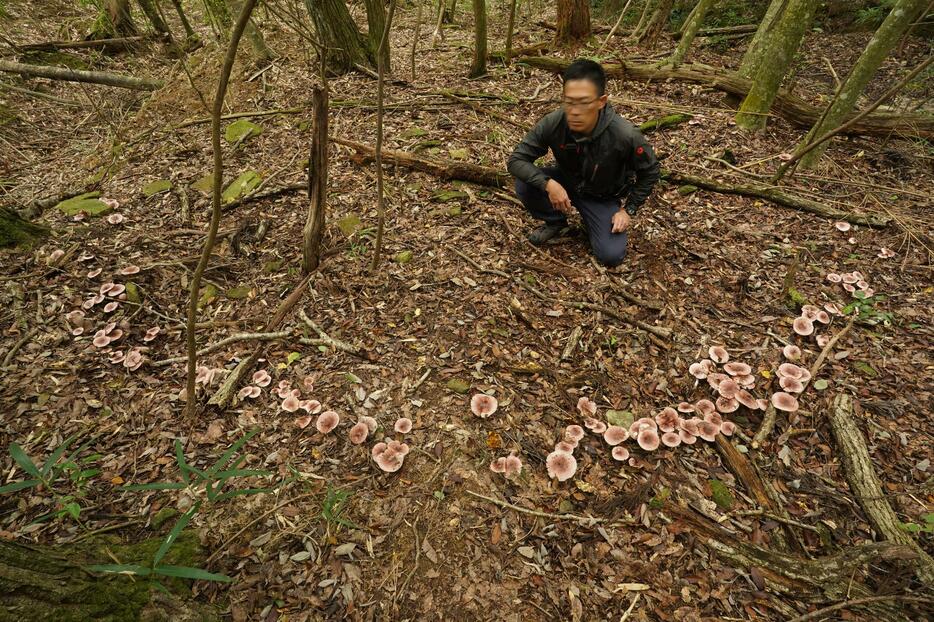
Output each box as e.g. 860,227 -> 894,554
142,180 -> 172,197
56,192 -> 111,217
224,119 -> 263,144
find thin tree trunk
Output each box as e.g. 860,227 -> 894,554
735,0 -> 818,130
637,0 -> 674,46
303,86 -> 328,273
598,0 -> 633,53
304,0 -> 374,73
667,0 -> 712,65
203,0 -> 232,34
136,0 -> 172,36
795,0 -> 928,169
504,0 -> 518,61
364,0 -> 390,73
170,0 -> 197,39
736,0 -> 787,82
185,0 -> 258,418
92,0 -> 138,39
555,0 -> 591,45
431,0 -> 446,46
468,0 -> 487,77
411,0 -> 424,78
631,0 -> 657,40
371,0 -> 397,271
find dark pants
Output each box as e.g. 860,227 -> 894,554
515,167 -> 628,267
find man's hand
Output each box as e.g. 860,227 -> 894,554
545,179 -> 573,215
611,209 -> 631,233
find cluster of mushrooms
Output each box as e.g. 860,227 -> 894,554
473,393 -> 524,478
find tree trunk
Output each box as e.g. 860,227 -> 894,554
364,0 -> 390,73
170,0 -> 197,39
0,207 -> 49,248
667,0 -> 712,66
92,0 -> 138,39
304,0 -> 374,74
136,0 -> 172,36
468,0 -> 487,78
555,0 -> 591,45
229,0 -> 273,62
0,59 -> 164,90
735,0 -> 818,130
303,86 -> 328,274
736,0 -> 785,82
637,0 -> 674,46
631,0 -> 656,40
0,538 -> 218,620
203,0 -> 232,34
796,0 -> 928,169
504,0 -> 518,61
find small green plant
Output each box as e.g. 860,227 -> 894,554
0,434 -> 99,522
855,0 -> 896,28
320,485 -> 357,530
842,291 -> 893,325
898,513 -> 934,534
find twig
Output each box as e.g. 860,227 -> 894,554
440,90 -> 526,129
805,315 -> 856,390
175,108 -> 303,129
297,309 -> 360,354
752,403 -> 777,449
571,301 -> 671,339
619,593 -> 640,622
786,596 -> 934,622
1,326 -> 39,368
732,509 -> 820,533
154,330 -> 291,367
465,490 -> 634,526
561,326 -> 582,361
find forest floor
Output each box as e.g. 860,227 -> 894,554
1,2 -> 932,621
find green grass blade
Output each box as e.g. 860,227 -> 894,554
122,482 -> 187,491
205,429 -> 258,478
9,443 -> 40,478
153,504 -> 198,566
0,479 -> 40,494
214,469 -> 271,479
175,440 -> 191,484
40,434 -> 79,477
153,565 -> 232,582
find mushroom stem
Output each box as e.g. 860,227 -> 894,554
804,316 -> 856,394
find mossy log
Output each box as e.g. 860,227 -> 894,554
639,113 -> 692,133
0,535 -> 218,621
0,60 -> 163,91
0,206 -> 49,248
517,56 -> 934,140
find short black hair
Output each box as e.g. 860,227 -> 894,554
561,59 -> 606,96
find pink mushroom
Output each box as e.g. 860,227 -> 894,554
708,346 -> 729,364
878,248 -> 895,259
856,280 -> 869,290
302,375 -> 316,391
92,333 -> 111,348
793,316 -> 814,336
565,425 -> 585,442
720,421 -> 736,436
143,326 -> 160,342
238,385 -> 261,400
119,265 -> 140,276
843,283 -> 856,293
771,392 -> 799,412
546,451 -> 577,481
108,284 -> 126,297
717,379 -> 740,399
372,442 -> 388,458
824,302 -> 842,315
388,440 -> 410,456
349,421 -> 369,445
470,393 -> 499,418
841,273 -> 858,284
834,221 -> 851,232
103,301 -> 119,313
611,446 -> 630,461
679,418 -> 701,436
723,362 -> 752,376
736,390 -> 758,410
108,350 -> 125,364
124,349 -> 144,371
661,432 -> 681,448
375,450 -> 403,473
554,441 -> 576,454
281,395 -> 301,412
756,398 -> 769,410
394,417 -> 413,434
315,411 -> 340,434
801,305 -> 821,320
628,417 -> 656,438
778,363 -> 804,379
489,457 -> 507,473
72,327 -> 85,336
698,421 -> 719,442
584,417 -> 607,434
87,267 -> 103,278
705,411 -> 723,427
679,429 -> 697,445
779,376 -> 805,393
361,416 -> 378,432
677,401 -> 695,413
716,397 -> 739,413
689,360 -> 713,379
294,415 -> 312,429
816,334 -> 830,347
637,426 -> 660,451
603,425 -> 629,446
825,273 -> 842,283
706,373 -> 728,390
504,453 -> 523,478
694,399 -> 716,416
300,399 -> 322,413
577,396 -> 597,417
655,407 -> 679,433
252,369 -> 272,387
737,374 -> 757,389
783,344 -> 801,360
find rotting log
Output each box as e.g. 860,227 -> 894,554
17,35 -> 153,52
1,206 -> 49,248
665,503 -> 922,618
0,60 -> 163,91
639,113 -> 692,133
829,394 -> 934,585
517,56 -> 934,140
333,140 -> 889,228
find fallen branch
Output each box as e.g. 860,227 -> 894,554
297,309 -> 361,355
465,489 -> 634,526
16,35 -> 154,52
786,596 -> 934,622
517,56 -> 934,140
828,394 -> 934,585
639,113 -> 692,134
152,330 -> 291,367
0,59 -> 163,91
439,90 -> 526,129
570,301 -> 671,339
751,403 -> 777,449
176,108 -> 303,129
805,315 -> 855,390
560,325 -> 582,361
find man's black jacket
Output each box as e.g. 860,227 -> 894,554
507,105 -> 660,214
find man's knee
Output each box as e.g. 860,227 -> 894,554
515,178 -> 537,201
592,238 -> 628,267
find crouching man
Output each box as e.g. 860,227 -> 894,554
507,59 -> 661,267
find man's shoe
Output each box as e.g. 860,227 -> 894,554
527,222 -> 566,246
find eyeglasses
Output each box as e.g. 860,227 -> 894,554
562,98 -> 599,110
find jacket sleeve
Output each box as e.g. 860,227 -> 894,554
507,115 -> 553,192
623,129 -> 661,215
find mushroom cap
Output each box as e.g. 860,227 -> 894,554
238,386 -> 257,400
565,424 -> 585,442
778,363 -> 804,379
603,425 -> 629,445
361,416 -> 378,432
251,370 -> 271,387
843,283 -> 856,293
793,316 -> 815,336
109,350 -> 125,364
801,305 -> 821,320
716,397 -> 739,413
108,284 -> 126,297
717,379 -> 740,400
679,429 -> 697,444
124,349 -> 143,371
629,417 -> 657,438
841,273 -> 858,284
92,334 -> 111,348
824,302 -> 842,315
661,431 -> 681,448
834,221 -> 851,232
546,451 -> 577,481
814,311 -> 831,324
119,265 -> 140,275
302,375 -> 316,391
677,401 -> 695,413
825,273 -> 842,283
388,440 -> 410,456
720,421 -> 736,436
705,411 -> 723,427
737,374 -> 757,388
771,392 -> 799,412
679,417 -> 701,436
878,247 -> 895,259
689,361 -> 710,379
504,454 -> 523,477
852,270 -> 864,280
554,441 -> 576,454
708,346 -> 729,364
349,421 -> 370,444
375,452 -> 403,473
470,393 -> 499,417
577,396 -> 597,417
584,418 -> 607,434
394,417 -> 413,434
103,301 -> 119,313
779,376 -> 805,393
611,446 -> 630,461
655,407 -> 679,433
783,344 -> 802,360
300,399 -> 322,414
637,428 -> 660,451
736,390 -> 758,410
72,327 -> 85,336
489,457 -> 507,473
698,421 -> 720,442
694,399 -> 716,416
856,280 -> 869,290
100,282 -> 116,295
371,442 -> 388,458
281,395 -> 300,412
756,398 -> 769,410
706,373 -> 729,390
816,334 -> 830,347
315,410 -> 340,434
723,362 -> 752,376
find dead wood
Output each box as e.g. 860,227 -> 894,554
787,595 -> 934,622
0,59 -> 163,90
15,35 -> 154,52
439,90 -> 526,128
828,394 -> 934,585
517,56 -> 934,140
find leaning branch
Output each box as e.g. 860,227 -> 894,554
0,59 -> 163,91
